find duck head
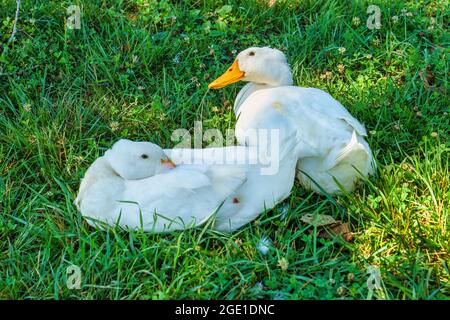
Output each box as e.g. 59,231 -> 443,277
105,139 -> 176,180
208,47 -> 293,89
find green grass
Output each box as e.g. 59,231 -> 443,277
0,0 -> 449,299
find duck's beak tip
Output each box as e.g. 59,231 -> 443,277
208,82 -> 220,89
207,60 -> 244,90
161,158 -> 176,169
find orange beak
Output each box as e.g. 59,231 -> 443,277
161,158 -> 176,169
208,60 -> 245,89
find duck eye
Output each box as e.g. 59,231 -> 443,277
248,51 -> 255,56
141,154 -> 149,159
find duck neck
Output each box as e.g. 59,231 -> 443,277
89,156 -> 122,179
233,83 -> 266,115
234,69 -> 293,115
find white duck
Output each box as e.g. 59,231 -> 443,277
75,139 -> 246,232
208,47 -> 375,194
166,138 -> 300,232
76,138 -> 300,233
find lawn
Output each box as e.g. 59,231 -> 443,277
0,0 -> 449,299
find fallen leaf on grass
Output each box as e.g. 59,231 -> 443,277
301,214 -> 353,242
316,222 -> 353,242
419,65 -> 434,89
300,213 -> 337,226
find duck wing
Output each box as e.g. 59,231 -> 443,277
116,164 -> 246,232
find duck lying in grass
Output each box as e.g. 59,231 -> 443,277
209,47 -> 375,195
76,137 -> 301,232
75,139 -> 245,232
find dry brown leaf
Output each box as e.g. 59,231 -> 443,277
314,222 -> 353,242
419,65 -> 434,89
300,213 -> 337,227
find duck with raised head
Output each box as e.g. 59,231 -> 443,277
208,47 -> 375,194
